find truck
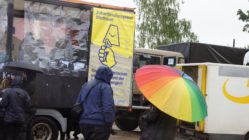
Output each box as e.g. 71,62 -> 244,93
158,42 -> 248,65
116,48 -> 184,131
0,0 -> 185,139
158,43 -> 249,139
176,63 -> 249,140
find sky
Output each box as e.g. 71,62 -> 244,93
179,0 -> 249,48
82,0 -> 248,48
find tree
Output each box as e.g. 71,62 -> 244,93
134,0 -> 198,48
237,9 -> 249,33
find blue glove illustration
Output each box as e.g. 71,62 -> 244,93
99,45 -> 117,68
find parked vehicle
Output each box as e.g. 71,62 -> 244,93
176,63 -> 249,140
115,48 -> 184,131
158,42 -> 248,65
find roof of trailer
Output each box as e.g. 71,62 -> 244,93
62,0 -> 135,11
135,48 -> 184,57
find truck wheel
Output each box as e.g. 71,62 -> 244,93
32,117 -> 59,140
115,111 -> 138,131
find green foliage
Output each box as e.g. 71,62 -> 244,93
237,9 -> 249,33
244,44 -> 249,49
134,0 -> 198,48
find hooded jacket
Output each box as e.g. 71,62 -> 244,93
76,66 -> 115,127
0,75 -> 31,123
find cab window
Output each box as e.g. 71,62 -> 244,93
163,57 -> 176,66
135,54 -> 160,68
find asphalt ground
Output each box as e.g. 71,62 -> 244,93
65,127 -> 140,140
64,128 -> 192,140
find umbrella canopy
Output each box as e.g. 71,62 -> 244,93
135,65 -> 207,122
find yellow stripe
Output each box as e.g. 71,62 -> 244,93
198,65 -> 207,132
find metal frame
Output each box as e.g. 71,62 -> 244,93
26,0 -> 92,10
6,0 -> 14,62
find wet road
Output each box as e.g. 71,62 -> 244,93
111,130 -> 140,140
66,130 -> 190,140
65,124 -> 191,140
66,129 -> 140,140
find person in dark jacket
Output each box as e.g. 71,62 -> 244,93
0,76 -> 11,140
140,105 -> 177,140
0,75 -> 31,140
76,66 -> 115,140
0,91 -> 6,140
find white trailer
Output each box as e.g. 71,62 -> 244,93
177,63 -> 249,140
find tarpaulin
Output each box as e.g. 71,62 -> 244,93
158,42 -> 248,65
18,1 -> 91,76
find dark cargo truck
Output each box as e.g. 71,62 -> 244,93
158,42 -> 248,65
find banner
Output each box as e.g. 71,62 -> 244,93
88,8 -> 135,106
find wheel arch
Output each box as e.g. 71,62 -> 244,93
35,109 -> 67,132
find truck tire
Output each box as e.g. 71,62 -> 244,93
115,111 -> 138,131
32,116 -> 59,140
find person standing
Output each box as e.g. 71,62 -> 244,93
0,75 -> 31,140
76,66 -> 115,140
0,90 -> 5,140
140,105 -> 177,140
0,74 -> 12,140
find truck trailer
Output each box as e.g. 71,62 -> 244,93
177,63 -> 249,140
158,42 -> 248,65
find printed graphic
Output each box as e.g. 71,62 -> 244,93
89,8 -> 135,106
223,79 -> 249,104
103,24 -> 120,47
98,24 -> 120,68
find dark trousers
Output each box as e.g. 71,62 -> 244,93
0,120 -> 5,140
5,122 -> 26,140
80,124 -> 111,140
66,120 -> 81,139
25,116 -> 35,140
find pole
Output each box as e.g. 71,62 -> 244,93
233,39 -> 235,48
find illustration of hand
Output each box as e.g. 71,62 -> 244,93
99,45 -> 117,68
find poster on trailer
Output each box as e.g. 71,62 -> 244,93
88,8 -> 135,107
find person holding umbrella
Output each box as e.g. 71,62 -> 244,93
0,75 -> 32,140
0,73 -> 12,140
135,65 -> 207,140
140,104 -> 177,140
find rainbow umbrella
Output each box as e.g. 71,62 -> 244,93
135,65 -> 207,122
